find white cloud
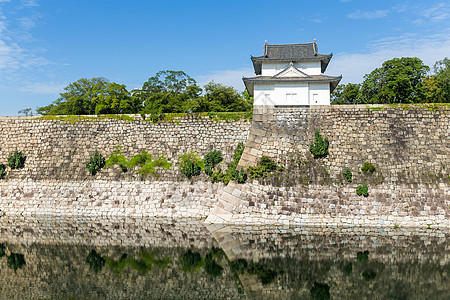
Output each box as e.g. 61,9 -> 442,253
21,0 -> 38,7
326,32 -> 450,84
310,18 -> 324,23
196,67 -> 254,92
0,1 -> 47,80
347,9 -> 389,20
422,3 -> 449,21
18,81 -> 65,94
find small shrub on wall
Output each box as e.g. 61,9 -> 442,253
343,168 -> 352,183
248,156 -> 279,179
356,183 -> 369,197
86,151 -> 105,176
178,152 -> 204,179
8,150 -> 26,169
129,150 -> 172,178
0,164 -> 6,179
309,129 -> 329,158
361,162 -> 376,175
105,146 -> 129,172
203,150 -> 223,176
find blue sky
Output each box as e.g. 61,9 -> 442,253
0,0 -> 449,116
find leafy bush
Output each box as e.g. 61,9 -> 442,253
7,252 -> 26,273
248,156 -> 278,179
361,162 -> 376,174
233,142 -> 245,162
8,150 -> 26,169
356,183 -> 369,197
86,249 -> 105,273
86,151 -> 105,176
343,168 -> 352,182
231,167 -> 247,183
310,282 -> 330,300
129,150 -> 172,178
180,249 -> 203,272
0,164 -> 6,179
203,150 -> 223,176
309,129 -> 329,158
178,152 -> 204,179
105,146 -> 129,172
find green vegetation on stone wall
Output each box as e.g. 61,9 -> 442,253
209,142 -> 247,184
203,150 -> 223,176
0,164 -> 6,179
129,150 -> 172,178
361,162 -> 376,175
247,156 -> 280,179
7,150 -> 26,170
178,152 -> 204,179
343,168 -> 352,183
356,183 -> 369,197
86,151 -> 105,176
105,146 -> 129,172
310,129 -> 329,158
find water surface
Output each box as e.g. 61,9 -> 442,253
0,216 -> 448,299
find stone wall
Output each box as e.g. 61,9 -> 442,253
0,114 -> 250,181
0,105 -> 449,227
207,105 -> 450,227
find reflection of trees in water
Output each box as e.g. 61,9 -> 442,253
0,243 -> 26,273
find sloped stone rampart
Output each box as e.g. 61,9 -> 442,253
207,105 -> 450,227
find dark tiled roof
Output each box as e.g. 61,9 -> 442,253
251,41 -> 332,75
242,75 -> 342,97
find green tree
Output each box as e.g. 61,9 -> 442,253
193,81 -> 252,112
137,70 -> 202,116
331,83 -> 361,104
359,57 -> 430,104
37,78 -> 137,115
422,58 -> 449,103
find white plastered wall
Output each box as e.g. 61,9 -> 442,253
253,82 -> 330,106
254,83 -> 310,106
309,82 -> 330,105
261,61 -> 321,76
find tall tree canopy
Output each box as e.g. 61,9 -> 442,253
37,78 -> 136,115
136,70 -> 202,115
34,71 -> 253,116
421,57 -> 449,103
193,81 -> 252,112
359,57 -> 429,104
330,83 -> 360,105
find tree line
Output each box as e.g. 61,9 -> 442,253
20,56 -> 449,117
30,70 -> 253,118
331,57 -> 449,104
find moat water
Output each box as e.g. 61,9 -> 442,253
0,216 -> 448,299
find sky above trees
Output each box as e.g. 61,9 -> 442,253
0,0 -> 449,115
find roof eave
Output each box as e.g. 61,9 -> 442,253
242,77 -> 255,97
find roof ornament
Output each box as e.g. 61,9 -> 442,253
313,38 -> 318,56
264,40 -> 268,57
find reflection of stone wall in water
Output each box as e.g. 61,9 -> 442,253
0,217 -> 448,299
